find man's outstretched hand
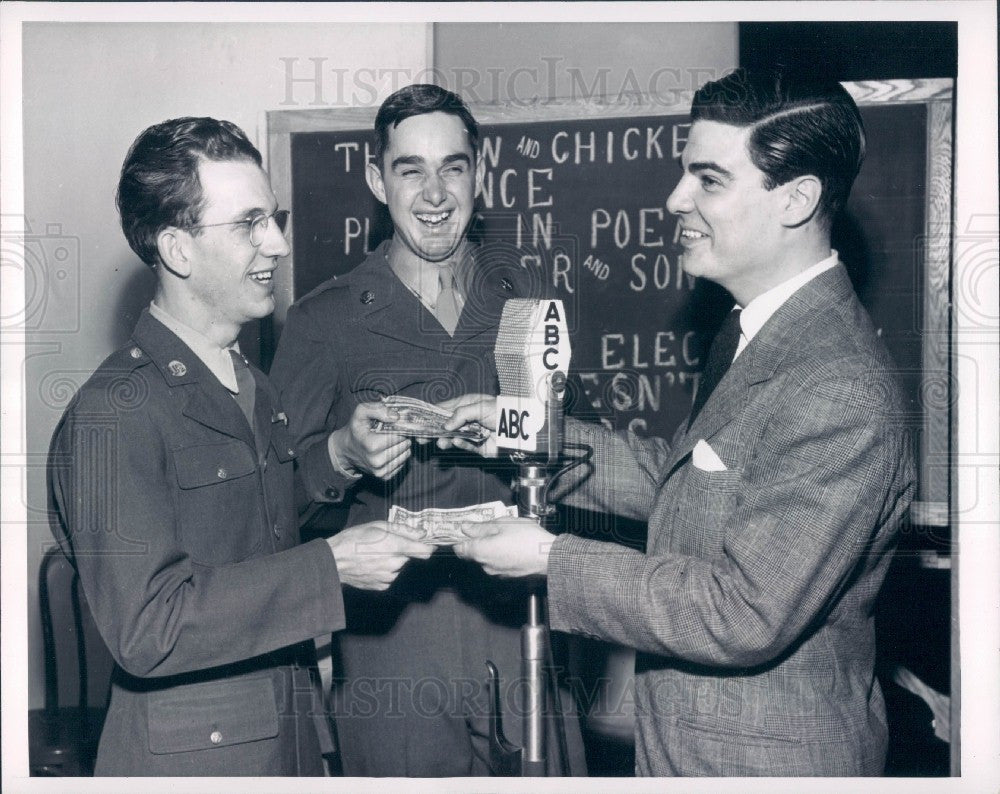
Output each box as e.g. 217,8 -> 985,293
329,401 -> 412,479
435,393 -> 498,455
327,521 -> 434,591
453,517 -> 554,578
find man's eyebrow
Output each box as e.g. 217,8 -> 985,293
687,160 -> 735,180
230,203 -> 275,221
390,153 -> 472,170
390,155 -> 425,169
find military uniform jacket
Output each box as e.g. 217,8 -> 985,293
48,311 -> 346,776
271,241 -> 545,600
270,243 -> 589,777
546,265 -> 916,776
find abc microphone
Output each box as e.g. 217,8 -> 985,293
493,299 -> 571,522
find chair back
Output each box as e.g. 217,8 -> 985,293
39,546 -> 90,713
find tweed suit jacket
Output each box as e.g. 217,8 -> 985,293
546,264 -> 916,776
48,311 -> 346,776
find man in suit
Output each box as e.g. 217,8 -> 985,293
48,117 -> 433,776
269,84 -> 585,776
442,69 -> 916,776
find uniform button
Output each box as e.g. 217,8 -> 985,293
129,346 -> 143,359
287,448 -> 296,457
217,468 -> 227,479
273,523 -> 281,539
361,290 -> 375,304
210,730 -> 223,745
325,486 -> 340,500
167,359 -> 187,377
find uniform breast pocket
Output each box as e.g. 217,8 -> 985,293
344,352 -> 426,402
172,440 -> 262,565
673,465 -> 743,558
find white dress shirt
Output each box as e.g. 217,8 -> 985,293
733,251 -> 840,360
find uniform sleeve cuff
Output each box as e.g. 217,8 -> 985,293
300,436 -> 358,504
302,538 -> 346,632
328,433 -> 362,479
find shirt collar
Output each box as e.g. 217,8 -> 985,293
148,301 -> 241,392
734,251 -> 839,358
386,238 -> 473,306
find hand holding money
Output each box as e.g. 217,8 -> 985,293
330,401 -> 412,480
326,521 -> 434,591
452,517 -> 554,579
387,502 -> 517,546
371,395 -> 489,443
435,393 -> 499,456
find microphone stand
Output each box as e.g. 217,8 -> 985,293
486,456 -> 557,777
486,372 -> 589,777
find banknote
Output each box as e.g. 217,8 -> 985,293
387,501 -> 518,545
370,395 -> 488,442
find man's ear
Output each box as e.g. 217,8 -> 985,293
365,161 -> 387,204
156,228 -> 192,278
474,153 -> 485,200
782,175 -> 822,227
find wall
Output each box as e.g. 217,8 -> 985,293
740,21 -> 957,80
433,22 -> 737,104
22,21 -> 429,710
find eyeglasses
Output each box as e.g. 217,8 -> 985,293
187,209 -> 290,247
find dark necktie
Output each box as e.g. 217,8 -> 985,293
435,266 -> 461,335
228,349 -> 256,430
689,308 -> 742,426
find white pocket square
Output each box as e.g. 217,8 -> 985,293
692,439 -> 728,472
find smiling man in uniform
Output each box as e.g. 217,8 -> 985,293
443,68 -> 916,776
270,85 -> 585,776
48,117 -> 433,776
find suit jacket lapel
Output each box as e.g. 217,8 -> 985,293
132,311 -> 256,447
451,243 -> 540,346
180,387 -> 257,447
661,361 -> 746,480
451,267 -> 511,345
348,242 -> 512,352
251,369 -> 274,454
347,249 -> 452,353
661,263 -> 854,481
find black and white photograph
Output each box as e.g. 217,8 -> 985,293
1,3 -> 997,791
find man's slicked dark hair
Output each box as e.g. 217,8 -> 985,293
116,117 -> 263,268
690,68 -> 866,227
373,84 -> 479,167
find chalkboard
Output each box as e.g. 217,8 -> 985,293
266,79 -> 953,517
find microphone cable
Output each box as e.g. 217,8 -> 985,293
530,440 -> 593,512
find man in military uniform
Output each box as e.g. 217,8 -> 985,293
48,117 -> 433,776
270,85 -> 586,776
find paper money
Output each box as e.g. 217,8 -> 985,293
387,501 -> 518,545
370,395 -> 488,442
